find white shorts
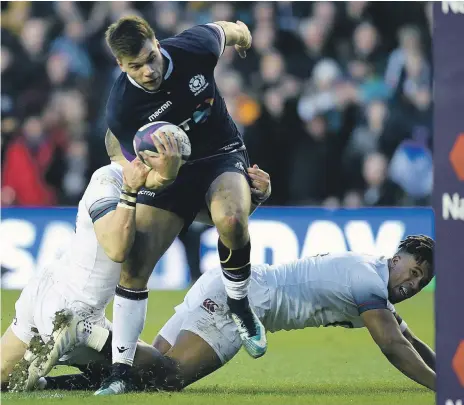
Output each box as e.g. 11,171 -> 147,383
158,268 -> 270,364
10,269 -> 111,355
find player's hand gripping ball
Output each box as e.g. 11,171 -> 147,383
133,121 -> 191,164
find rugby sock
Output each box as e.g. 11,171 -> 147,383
218,238 -> 251,301
112,285 -> 148,367
44,374 -> 98,391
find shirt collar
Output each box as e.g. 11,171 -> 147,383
126,47 -> 173,94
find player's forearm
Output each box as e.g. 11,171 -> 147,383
380,339 -> 436,391
98,186 -> 138,262
214,21 -> 249,47
411,338 -> 436,371
100,204 -> 136,263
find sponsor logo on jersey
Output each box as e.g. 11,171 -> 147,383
189,74 -> 209,96
201,298 -> 219,314
148,101 -> 173,122
179,98 -> 214,131
139,189 -> 156,198
220,142 -> 241,152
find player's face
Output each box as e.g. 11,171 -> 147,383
118,39 -> 164,91
387,253 -> 430,303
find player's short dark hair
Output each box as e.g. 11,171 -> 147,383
105,16 -> 155,60
397,235 -> 435,288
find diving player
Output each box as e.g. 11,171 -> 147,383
100,16 -> 265,394
141,235 -> 436,391
37,236 -> 435,393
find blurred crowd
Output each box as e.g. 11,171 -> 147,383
1,1 -> 433,208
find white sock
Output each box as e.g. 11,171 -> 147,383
112,287 -> 148,366
221,272 -> 251,300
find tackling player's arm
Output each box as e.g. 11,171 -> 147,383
362,309 -> 435,391
92,159 -> 149,263
393,313 -> 436,371
194,164 -> 271,225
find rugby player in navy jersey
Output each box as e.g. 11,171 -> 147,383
96,16 -> 267,394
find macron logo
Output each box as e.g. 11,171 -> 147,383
139,189 -> 156,198
148,101 -> 172,122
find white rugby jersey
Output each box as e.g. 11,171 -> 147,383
52,163 -> 124,310
251,252 -> 407,333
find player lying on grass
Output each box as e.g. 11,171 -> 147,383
34,236 -> 435,392
0,129 -> 271,392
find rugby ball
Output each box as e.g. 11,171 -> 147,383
133,121 -> 191,164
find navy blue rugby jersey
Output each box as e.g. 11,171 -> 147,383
106,23 -> 243,162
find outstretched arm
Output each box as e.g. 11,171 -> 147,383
403,328 -> 436,371
362,309 -> 435,391
214,21 -> 251,58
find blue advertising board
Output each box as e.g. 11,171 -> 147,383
434,2 -> 464,403
1,207 -> 434,291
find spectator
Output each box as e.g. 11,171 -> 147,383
287,18 -> 328,79
1,1 -> 432,209
2,116 -> 67,206
351,22 -> 384,73
287,114 -> 343,205
385,25 -> 423,91
50,20 -> 93,79
343,99 -> 388,189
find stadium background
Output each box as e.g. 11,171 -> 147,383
1,2 -> 436,404
1,1 -> 434,282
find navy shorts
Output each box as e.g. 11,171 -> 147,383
137,148 -> 251,228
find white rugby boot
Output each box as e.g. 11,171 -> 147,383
10,310 -> 109,392
8,335 -> 46,392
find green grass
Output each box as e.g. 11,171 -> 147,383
1,289 -> 435,405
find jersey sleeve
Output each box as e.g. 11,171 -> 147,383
351,265 -> 389,315
83,172 -> 121,223
106,102 -> 134,144
170,24 -> 226,64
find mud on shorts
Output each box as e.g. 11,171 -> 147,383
136,147 -> 251,229
11,270 -> 112,366
158,267 -> 270,365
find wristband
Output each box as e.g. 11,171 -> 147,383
121,188 -> 138,198
120,192 -> 137,204
118,198 -> 136,209
117,202 -> 135,210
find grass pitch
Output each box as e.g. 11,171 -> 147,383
1,289 -> 435,405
